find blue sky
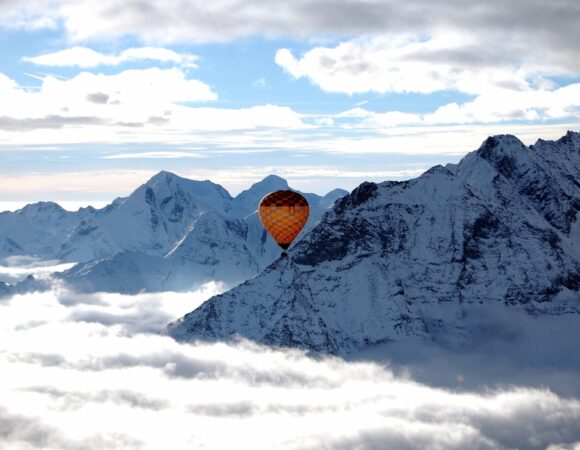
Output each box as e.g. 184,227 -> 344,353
0,0 -> 579,207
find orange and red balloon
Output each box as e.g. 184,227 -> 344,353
259,190 -> 310,252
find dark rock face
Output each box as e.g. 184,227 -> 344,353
479,132 -> 579,234
168,131 -> 580,353
335,182 -> 378,211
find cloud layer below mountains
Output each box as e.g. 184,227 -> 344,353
1,281 -> 580,450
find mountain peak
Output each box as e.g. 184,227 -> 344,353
255,174 -> 289,189
555,130 -> 580,148
477,134 -> 526,156
142,171 -> 232,202
18,201 -> 67,216
324,188 -> 349,198
233,175 -> 289,216
335,181 -> 378,211
422,164 -> 454,177
146,170 -> 187,186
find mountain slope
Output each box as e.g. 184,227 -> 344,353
59,252 -> 172,293
167,131 -> 580,353
165,211 -> 263,288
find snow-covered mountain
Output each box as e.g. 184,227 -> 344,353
0,202 -> 93,259
230,174 -> 289,217
57,171 -> 234,262
0,172 -> 347,295
167,131 -> 580,353
0,274 -> 53,299
57,175 -> 347,293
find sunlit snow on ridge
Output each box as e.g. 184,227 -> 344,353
1,285 -> 579,450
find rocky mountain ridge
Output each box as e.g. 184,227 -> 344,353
167,131 -> 580,353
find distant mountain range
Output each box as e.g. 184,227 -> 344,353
0,173 -> 347,295
167,131 -> 580,353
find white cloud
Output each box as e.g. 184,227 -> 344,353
312,116 -> 333,126
23,47 -> 198,68
0,4 -> 578,163
276,34 -> 580,127
169,104 -> 306,131
102,151 -> 205,159
0,283 -> 580,449
182,165 -> 430,194
0,170 -> 159,200
0,70 -> 311,159
0,69 -> 308,143
1,124 -> 578,202
275,33 -> 579,97
0,166 -> 425,203
359,111 -> 423,127
333,82 -> 580,128
290,122 -> 580,155
336,107 -> 373,119
0,257 -> 75,284
252,77 -> 266,88
262,166 -> 428,180
0,68 -> 216,123
1,1 -> 578,71
424,84 -> 580,124
0,1 -> 59,31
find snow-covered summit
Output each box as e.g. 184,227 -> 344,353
57,171 -> 235,262
167,131 -> 580,353
17,201 -> 67,218
144,170 -> 233,212
0,201 -> 81,259
232,175 -> 289,217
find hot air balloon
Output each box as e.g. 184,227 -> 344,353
259,190 -> 310,257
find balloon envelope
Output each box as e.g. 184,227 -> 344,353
259,190 -> 310,250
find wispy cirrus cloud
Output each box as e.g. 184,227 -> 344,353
0,170 -> 159,200
0,165 -> 426,203
331,83 -> 580,127
1,123 -> 578,203
23,47 -> 198,68
102,151 -> 205,160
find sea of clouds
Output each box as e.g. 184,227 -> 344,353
0,256 -> 76,284
1,280 -> 580,450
